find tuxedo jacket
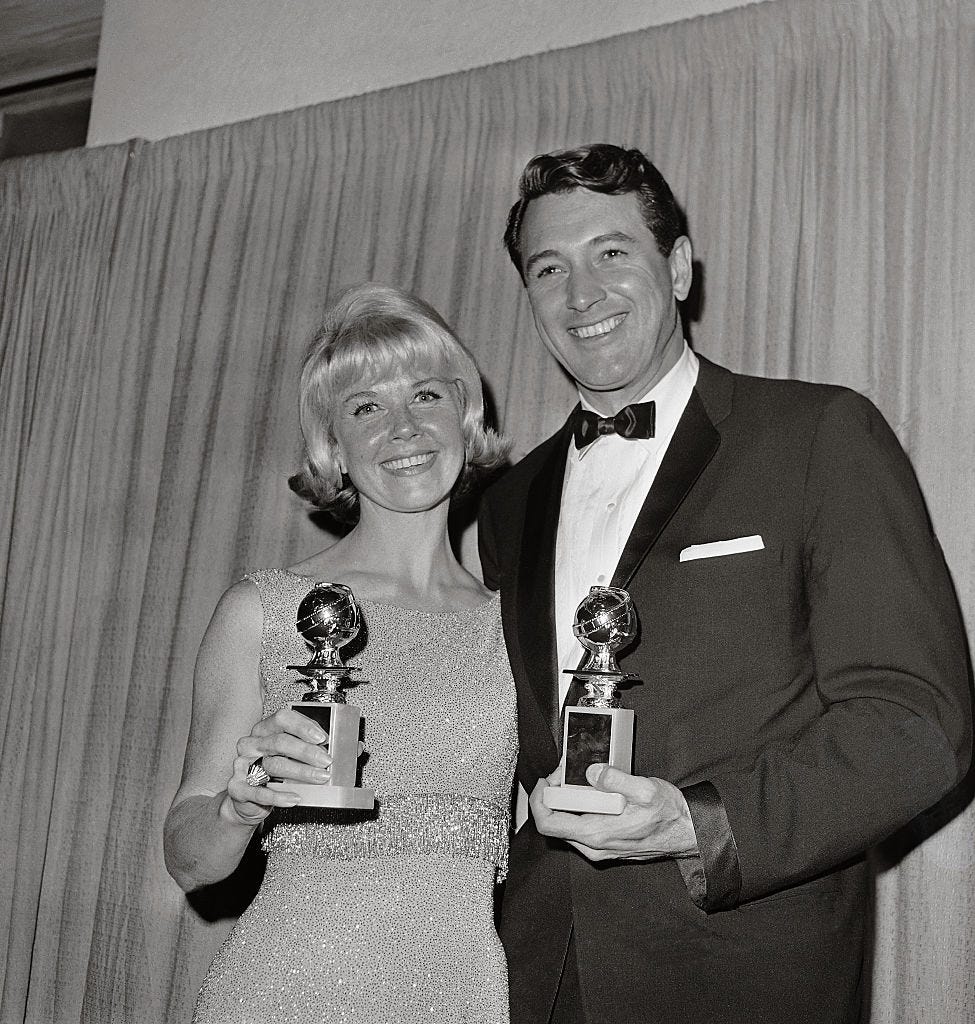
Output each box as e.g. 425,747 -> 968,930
478,357 -> 971,1024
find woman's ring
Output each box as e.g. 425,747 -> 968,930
245,757 -> 271,787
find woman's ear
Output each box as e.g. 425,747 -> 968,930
450,378 -> 467,407
331,438 -> 347,477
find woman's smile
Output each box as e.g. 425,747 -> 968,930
381,451 -> 438,475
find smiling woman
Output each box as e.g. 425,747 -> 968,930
333,369 -> 466,517
291,282 -> 508,522
163,283 -> 517,1023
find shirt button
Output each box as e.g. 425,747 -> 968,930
606,501 -> 616,510
597,574 -> 606,583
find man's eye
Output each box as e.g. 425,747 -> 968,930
600,248 -> 625,260
535,264 -> 562,278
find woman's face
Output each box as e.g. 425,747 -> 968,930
332,362 -> 466,518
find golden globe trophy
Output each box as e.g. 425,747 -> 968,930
542,586 -> 640,815
267,582 -> 376,809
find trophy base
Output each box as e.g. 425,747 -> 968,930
281,700 -> 372,807
267,780 -> 376,809
544,704 -> 634,815
542,785 -> 626,815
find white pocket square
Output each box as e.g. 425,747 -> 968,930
679,535 -> 764,562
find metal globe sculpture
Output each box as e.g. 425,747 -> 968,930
572,586 -> 637,677
289,583 -> 362,701
295,582 -> 360,669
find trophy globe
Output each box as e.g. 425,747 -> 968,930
572,586 -> 637,707
291,582 -> 361,702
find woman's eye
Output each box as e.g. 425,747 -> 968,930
414,388 -> 443,403
353,401 -> 379,416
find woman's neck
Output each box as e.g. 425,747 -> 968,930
352,504 -> 454,580
300,501 -> 485,611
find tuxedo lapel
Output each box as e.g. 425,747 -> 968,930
611,366 -> 727,589
516,413 -> 575,750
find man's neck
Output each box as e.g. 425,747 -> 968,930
579,340 -> 689,416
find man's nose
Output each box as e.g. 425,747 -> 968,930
566,268 -> 606,312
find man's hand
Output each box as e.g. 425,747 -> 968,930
530,764 -> 700,862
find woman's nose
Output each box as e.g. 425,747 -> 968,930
390,405 -> 421,439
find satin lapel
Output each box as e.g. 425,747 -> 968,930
516,413 -> 575,751
612,388 -> 721,589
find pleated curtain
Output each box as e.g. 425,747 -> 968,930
1,0 -> 972,1020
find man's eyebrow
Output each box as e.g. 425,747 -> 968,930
591,231 -> 638,246
524,248 -> 561,276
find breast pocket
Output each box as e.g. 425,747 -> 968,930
670,542 -> 784,638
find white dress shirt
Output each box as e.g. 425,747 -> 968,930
513,343 -> 699,829
554,343 -> 700,707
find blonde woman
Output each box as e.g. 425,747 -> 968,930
165,283 -> 516,1024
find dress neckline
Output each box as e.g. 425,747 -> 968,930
275,567 -> 500,619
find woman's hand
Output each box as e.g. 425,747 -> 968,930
222,708 -> 333,825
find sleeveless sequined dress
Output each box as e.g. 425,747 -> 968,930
193,569 -> 518,1024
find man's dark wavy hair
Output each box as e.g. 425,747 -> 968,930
503,144 -> 685,282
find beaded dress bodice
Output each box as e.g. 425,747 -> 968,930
254,567 -> 517,873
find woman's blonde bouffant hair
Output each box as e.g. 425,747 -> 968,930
289,282 -> 510,523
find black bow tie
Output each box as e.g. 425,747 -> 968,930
573,402 -> 656,450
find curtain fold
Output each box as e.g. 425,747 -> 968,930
0,144 -> 134,1024
1,1 -> 972,1021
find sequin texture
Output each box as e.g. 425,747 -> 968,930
193,569 -> 518,1024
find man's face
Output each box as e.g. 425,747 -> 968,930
518,189 -> 692,414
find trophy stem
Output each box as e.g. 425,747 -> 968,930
308,646 -> 344,670
293,665 -> 358,703
589,648 -> 616,674
578,677 -> 622,709
303,682 -> 347,704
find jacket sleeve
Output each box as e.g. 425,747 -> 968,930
682,389 -> 972,911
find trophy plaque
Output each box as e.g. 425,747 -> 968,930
543,586 -> 641,815
266,581 -> 376,809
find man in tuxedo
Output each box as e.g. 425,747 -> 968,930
478,144 -> 972,1024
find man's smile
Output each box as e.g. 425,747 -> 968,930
567,313 -> 627,339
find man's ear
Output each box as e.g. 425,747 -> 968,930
669,236 -> 693,302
